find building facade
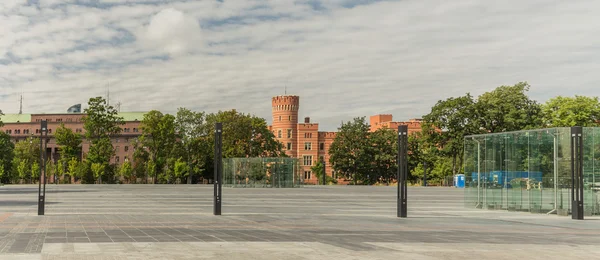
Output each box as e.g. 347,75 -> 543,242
269,95 -> 424,185
0,112 -> 145,182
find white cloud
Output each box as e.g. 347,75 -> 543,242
136,8 -> 202,56
1,0 -> 600,130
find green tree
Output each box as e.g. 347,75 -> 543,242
56,159 -> 65,182
12,137 -> 40,183
422,94 -> 480,176
206,110 -> 285,158
16,159 -> 27,183
91,163 -> 105,184
0,165 -> 4,184
368,128 -> 398,184
83,97 -> 124,167
329,117 -> 371,184
175,108 -> 208,184
173,158 -> 188,184
131,138 -> 149,183
119,161 -> 133,183
146,160 -> 156,184
542,95 -> 600,127
31,162 -> 40,183
0,132 -> 14,184
55,123 -> 82,160
476,82 -> 543,133
67,157 -> 79,180
140,110 -> 176,184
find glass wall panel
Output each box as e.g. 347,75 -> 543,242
464,127 -> 599,216
222,157 -> 301,188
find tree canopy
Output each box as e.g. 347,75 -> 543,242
541,95 -> 600,127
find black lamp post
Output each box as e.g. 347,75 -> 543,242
38,120 -> 48,216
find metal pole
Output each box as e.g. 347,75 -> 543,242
214,122 -> 223,215
548,132 -> 558,215
475,139 -> 481,208
37,120 -> 47,216
397,125 -> 408,218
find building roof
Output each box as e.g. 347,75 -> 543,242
117,112 -> 145,121
0,112 -> 146,123
0,114 -> 31,123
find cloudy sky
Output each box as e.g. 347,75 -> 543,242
1,0 -> 600,131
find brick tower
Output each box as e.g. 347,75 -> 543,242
271,95 -> 300,157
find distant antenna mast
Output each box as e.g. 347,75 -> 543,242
116,101 -> 122,112
18,94 -> 23,114
285,85 -> 287,95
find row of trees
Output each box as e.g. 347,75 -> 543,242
325,82 -> 600,185
0,97 -> 286,184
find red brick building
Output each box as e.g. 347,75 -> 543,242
269,95 -> 424,185
0,112 -> 145,183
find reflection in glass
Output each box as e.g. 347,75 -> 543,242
464,127 -> 600,216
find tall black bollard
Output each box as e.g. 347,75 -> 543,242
38,120 -> 48,216
397,125 -> 408,218
214,123 -> 223,215
571,126 -> 584,220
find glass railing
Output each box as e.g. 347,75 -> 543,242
222,157 -> 302,188
465,176 -> 599,215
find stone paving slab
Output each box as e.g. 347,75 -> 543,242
1,185 -> 600,259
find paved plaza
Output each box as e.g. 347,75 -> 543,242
1,185 -> 600,259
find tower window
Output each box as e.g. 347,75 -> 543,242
278,130 -> 282,138
279,116 -> 281,121
287,143 -> 292,150
304,142 -> 312,150
288,116 -> 291,121
320,143 -> 324,150
287,129 -> 292,138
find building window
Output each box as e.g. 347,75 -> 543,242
320,143 -> 324,150
288,116 -> 291,121
116,156 -> 120,163
133,128 -> 138,132
303,155 -> 313,166
115,146 -> 120,152
304,133 -> 312,138
24,129 -> 29,134
5,130 -> 11,134
278,130 -> 282,138
319,156 -> 324,162
332,170 -> 336,179
36,119 -> 41,122
57,119 -> 62,122
304,142 -> 312,150
124,156 -> 129,162
48,129 -> 52,134
124,146 -> 129,152
287,129 -> 292,138
36,129 -> 40,134
304,171 -> 312,180
66,118 -> 72,122
279,116 -> 281,121
46,119 -> 51,122
287,143 -> 292,150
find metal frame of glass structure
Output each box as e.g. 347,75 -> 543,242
464,127 -> 600,216
222,157 -> 302,188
